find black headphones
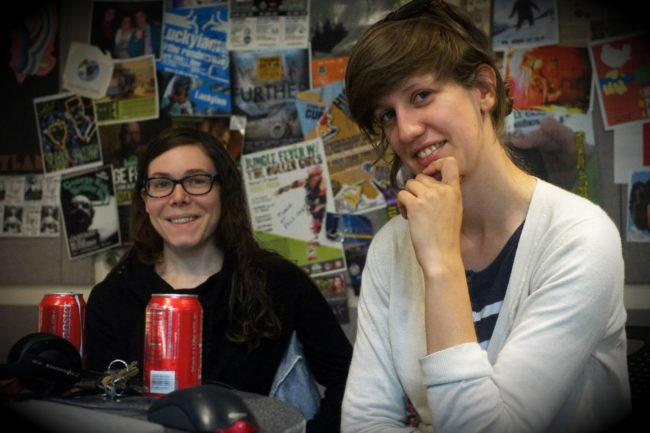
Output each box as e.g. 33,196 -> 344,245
0,333 -> 82,395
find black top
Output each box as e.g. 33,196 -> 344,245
86,253 -> 352,433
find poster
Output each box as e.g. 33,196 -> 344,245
98,117 -> 171,240
589,32 -> 650,130
492,0 -> 559,50
504,45 -> 592,113
230,48 -> 310,153
33,92 -> 102,176
94,55 -> 159,125
60,165 -> 121,259
627,169 -> 650,243
0,174 -> 61,238
156,5 -> 231,114
241,138 -> 346,277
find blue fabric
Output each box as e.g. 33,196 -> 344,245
269,331 -> 321,420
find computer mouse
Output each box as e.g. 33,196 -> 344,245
147,384 -> 258,433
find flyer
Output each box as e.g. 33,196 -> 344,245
59,165 -> 121,259
33,92 -> 103,176
230,47 -> 309,153
589,32 -> 650,130
627,169 -> 650,243
93,55 -> 159,125
492,0 -> 559,51
241,137 -> 346,277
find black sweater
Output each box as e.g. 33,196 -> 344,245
86,253 -> 352,433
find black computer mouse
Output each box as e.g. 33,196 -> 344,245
146,384 -> 259,432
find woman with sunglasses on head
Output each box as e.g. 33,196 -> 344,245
341,1 -> 630,432
86,128 -> 352,433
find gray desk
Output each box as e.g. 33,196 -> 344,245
7,391 -> 306,433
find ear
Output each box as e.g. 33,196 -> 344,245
474,64 -> 497,112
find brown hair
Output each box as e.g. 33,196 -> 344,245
345,1 -> 513,186
120,127 -> 282,347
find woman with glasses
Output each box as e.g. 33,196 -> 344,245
86,127 -> 352,433
341,1 -> 629,432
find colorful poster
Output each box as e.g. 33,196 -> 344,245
33,92 -> 102,176
504,111 -> 598,202
241,138 -> 346,277
627,169 -> 650,242
311,56 -> 348,88
94,55 -> 159,125
298,81 -> 397,215
156,5 -> 230,114
60,165 -> 121,259
492,0 -> 559,50
230,48 -> 310,154
589,32 -> 650,130
505,45 -> 592,113
171,115 -> 246,161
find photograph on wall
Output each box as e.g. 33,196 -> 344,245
94,55 -> 159,125
309,0 -> 396,60
90,0 -> 164,59
33,92 -> 102,176
60,165 -> 121,259
627,169 -> 650,243
504,111 -> 598,202
228,0 -> 310,50
492,0 -> 559,51
241,137 -> 346,277
171,115 -> 245,161
156,4 -> 231,116
504,45 -> 592,113
589,32 -> 650,130
98,117 -> 171,240
230,47 -> 309,154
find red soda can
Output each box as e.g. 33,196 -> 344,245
38,292 -> 86,365
144,294 -> 203,397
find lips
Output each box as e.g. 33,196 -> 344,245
416,140 -> 446,159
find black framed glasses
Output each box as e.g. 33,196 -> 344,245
384,0 -> 453,22
143,174 -> 219,198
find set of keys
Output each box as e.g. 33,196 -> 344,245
98,359 -> 139,399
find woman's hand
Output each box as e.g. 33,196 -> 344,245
397,157 -> 463,277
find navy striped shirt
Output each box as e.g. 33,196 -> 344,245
466,221 -> 524,349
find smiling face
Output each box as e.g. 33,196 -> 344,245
374,71 -> 493,179
143,145 -> 221,255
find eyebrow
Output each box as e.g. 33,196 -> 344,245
147,168 -> 213,178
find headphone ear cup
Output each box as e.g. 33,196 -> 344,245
2,332 -> 82,395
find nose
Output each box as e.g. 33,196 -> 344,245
168,183 -> 190,204
395,107 -> 425,144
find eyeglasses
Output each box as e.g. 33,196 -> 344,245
143,174 -> 218,198
384,0 -> 453,21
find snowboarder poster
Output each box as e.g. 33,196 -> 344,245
241,137 -> 346,277
492,0 -> 558,51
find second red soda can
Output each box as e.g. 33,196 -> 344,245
143,293 -> 203,397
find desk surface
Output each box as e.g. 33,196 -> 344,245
7,390 -> 306,433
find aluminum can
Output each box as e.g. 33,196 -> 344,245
144,294 -> 203,397
38,292 -> 86,365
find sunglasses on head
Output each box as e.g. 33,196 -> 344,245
384,0 -> 455,22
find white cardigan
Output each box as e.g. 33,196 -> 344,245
342,179 -> 630,433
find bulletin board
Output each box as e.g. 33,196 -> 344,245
0,0 -> 647,288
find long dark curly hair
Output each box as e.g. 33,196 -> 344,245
117,127 -> 282,347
